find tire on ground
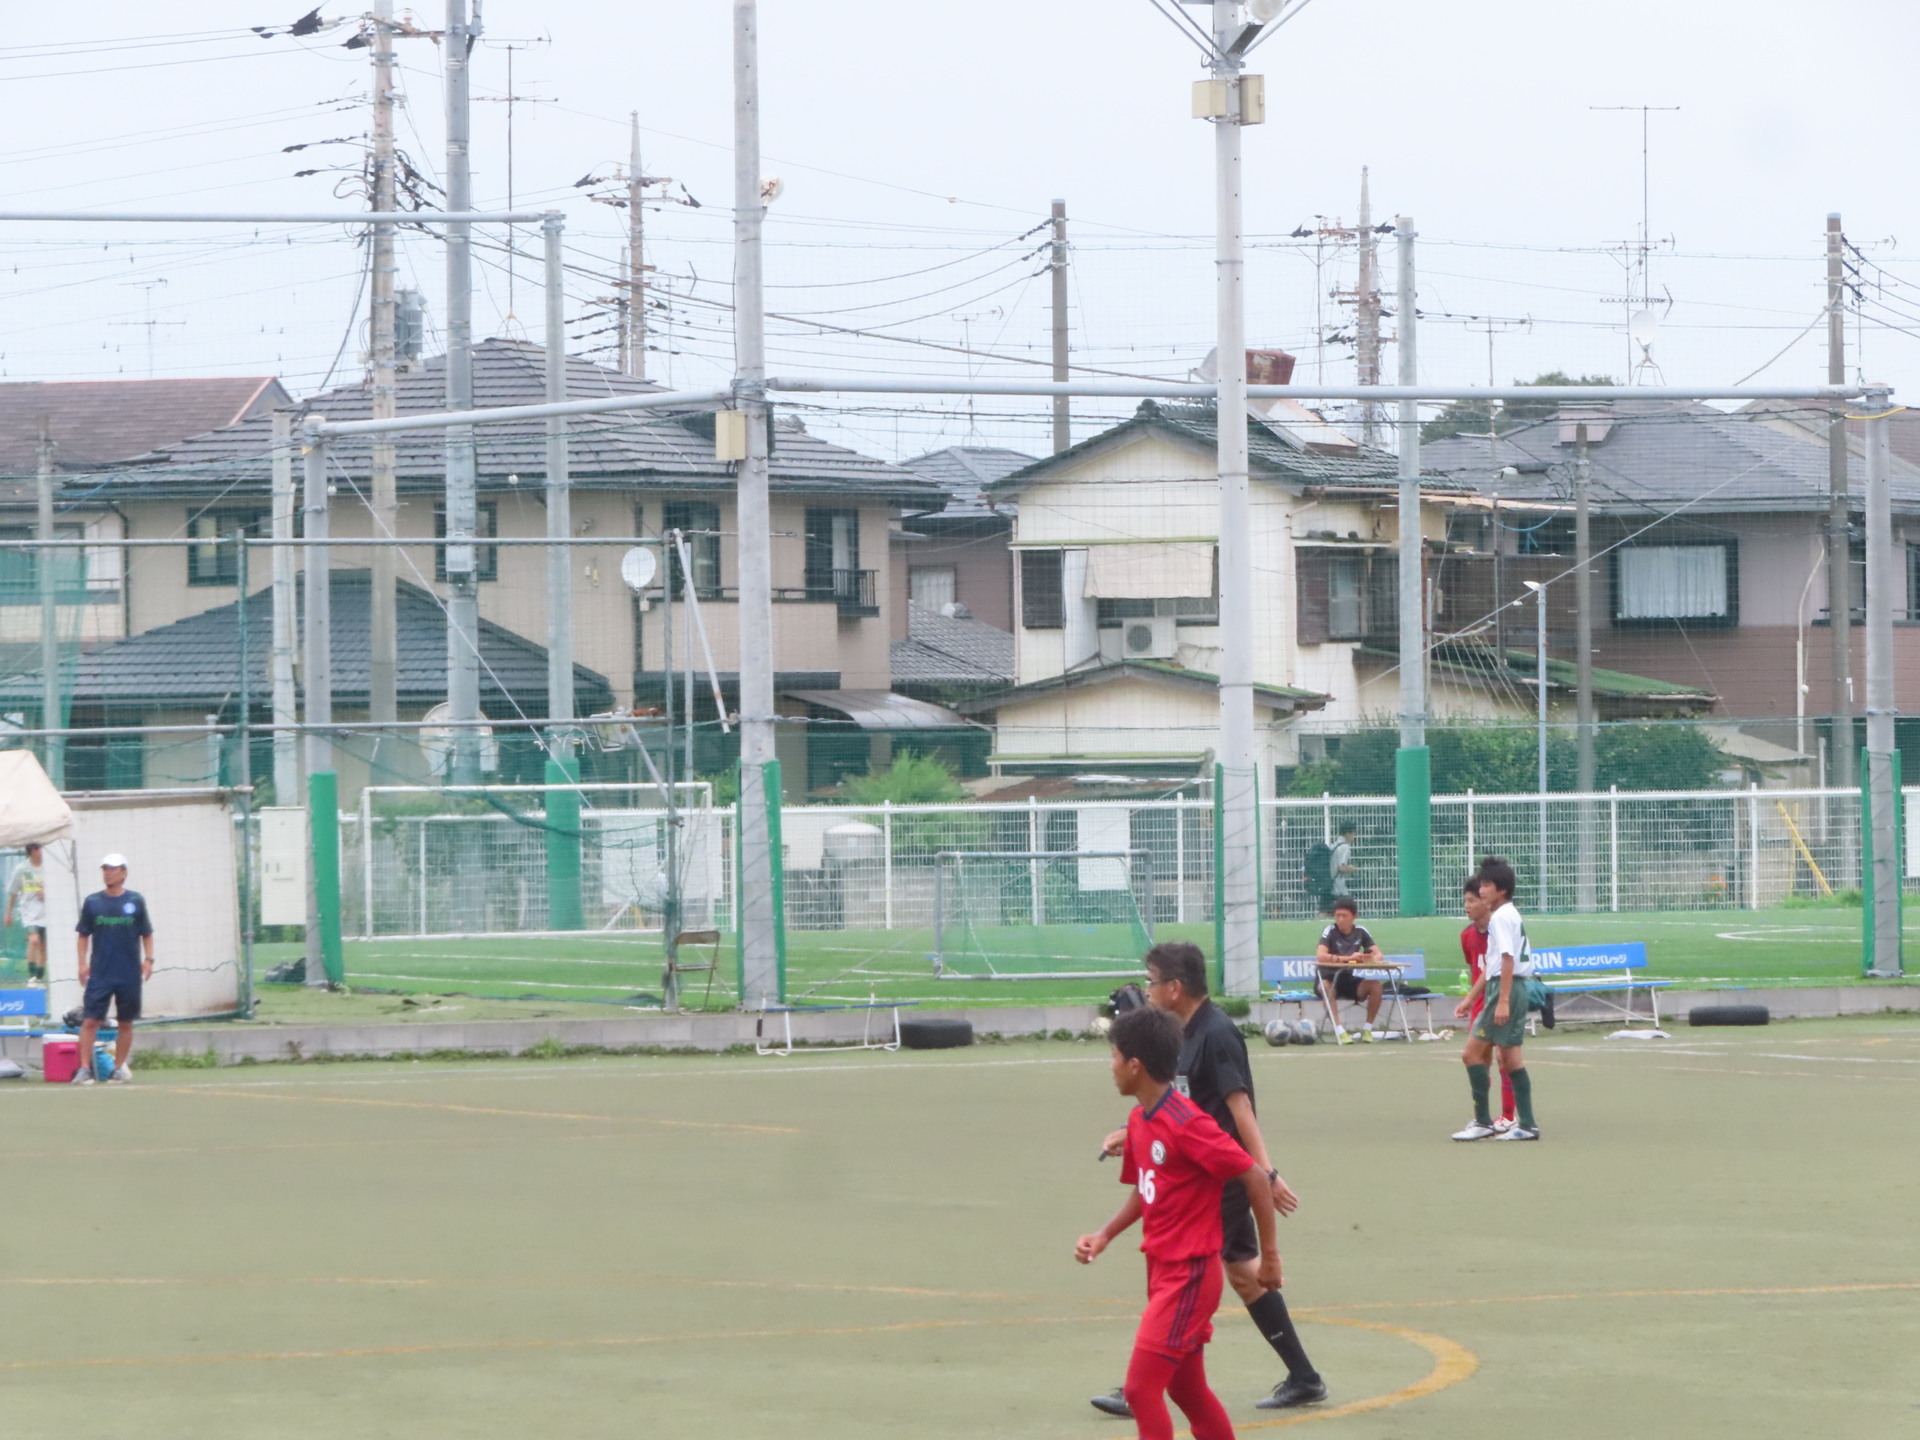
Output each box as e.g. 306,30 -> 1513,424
899,1017 -> 974,1050
1687,1004 -> 1769,1027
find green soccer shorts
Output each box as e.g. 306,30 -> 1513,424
1472,987 -> 1531,1047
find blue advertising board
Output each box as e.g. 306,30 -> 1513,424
0,987 -> 49,1020
1527,942 -> 1646,974
1262,953 -> 1426,986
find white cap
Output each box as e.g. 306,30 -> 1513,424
99,853 -> 128,869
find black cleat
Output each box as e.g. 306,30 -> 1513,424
1256,1376 -> 1329,1410
1090,1387 -> 1132,1418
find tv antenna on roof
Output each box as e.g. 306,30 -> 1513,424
1592,105 -> 1679,383
109,279 -> 184,378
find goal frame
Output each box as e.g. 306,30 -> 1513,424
930,849 -> 1156,981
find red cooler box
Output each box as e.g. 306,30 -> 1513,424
42,1035 -> 79,1084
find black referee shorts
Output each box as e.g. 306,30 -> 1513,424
1219,1184 -> 1258,1264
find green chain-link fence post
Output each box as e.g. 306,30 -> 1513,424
544,756 -> 583,930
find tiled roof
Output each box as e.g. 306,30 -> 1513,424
1358,641 -> 1713,706
0,377 -> 287,477
898,445 -> 1035,515
889,604 -> 1015,686
1422,399 -> 1920,514
82,340 -> 945,506
955,657 -> 1328,716
990,400 -> 1470,494
0,570 -> 612,713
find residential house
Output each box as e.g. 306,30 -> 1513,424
1421,398 -> 1920,758
890,444 -> 1030,633
22,341 -> 954,794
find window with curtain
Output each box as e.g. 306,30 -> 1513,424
909,565 -> 956,612
661,500 -> 722,598
1613,544 -> 1733,624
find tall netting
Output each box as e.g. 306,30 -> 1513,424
931,850 -> 1153,980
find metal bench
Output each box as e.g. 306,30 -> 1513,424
1529,942 -> 1671,1035
1262,955 -> 1441,1040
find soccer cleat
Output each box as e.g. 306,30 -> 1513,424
1089,1387 -> 1132,1419
1451,1120 -> 1496,1141
109,1065 -> 133,1084
1492,1116 -> 1515,1133
70,1068 -> 95,1086
1256,1376 -> 1329,1410
1356,1027 -> 1375,1043
1333,1028 -> 1352,1046
1495,1124 -> 1540,1141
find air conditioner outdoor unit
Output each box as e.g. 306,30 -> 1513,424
1118,614 -> 1178,660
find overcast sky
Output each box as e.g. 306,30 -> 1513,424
3,1 -> 1917,460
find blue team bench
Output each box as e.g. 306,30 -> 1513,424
1261,955 -> 1438,1037
1529,943 -> 1670,1030
0,987 -> 48,1032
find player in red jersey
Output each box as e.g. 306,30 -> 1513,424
1076,1006 -> 1283,1440
1459,875 -> 1515,1128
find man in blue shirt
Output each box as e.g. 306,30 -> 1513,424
73,853 -> 154,1085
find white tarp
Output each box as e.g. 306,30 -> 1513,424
1082,543 -> 1214,600
42,792 -> 241,1020
0,751 -> 74,849
1076,806 -> 1132,891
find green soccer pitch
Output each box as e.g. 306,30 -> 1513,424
5,1018 -> 1914,1438
252,905 -> 1886,1009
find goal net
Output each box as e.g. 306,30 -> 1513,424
931,850 -> 1154,980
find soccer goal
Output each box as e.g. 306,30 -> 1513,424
931,850 -> 1155,981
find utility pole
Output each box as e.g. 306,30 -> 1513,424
367,0 -> 399,727
1826,213 -> 1854,792
270,411 -> 299,802
443,0 -> 482,785
543,214 -> 574,739
628,114 -> 648,381
1861,387 -> 1901,976
301,416 -> 339,987
1393,215 -> 1430,916
734,0 -> 783,1007
36,424 -> 62,788
1353,169 -> 1380,444
1574,423 -> 1597,911
1207,0 -> 1259,995
1050,198 -> 1070,453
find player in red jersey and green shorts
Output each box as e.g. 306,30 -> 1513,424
1077,1006 -> 1284,1440
1458,875 -> 1515,1129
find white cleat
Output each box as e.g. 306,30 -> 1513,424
109,1065 -> 133,1084
1451,1120 -> 1497,1141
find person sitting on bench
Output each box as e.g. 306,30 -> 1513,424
1315,899 -> 1385,1044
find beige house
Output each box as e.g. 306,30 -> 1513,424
963,398 -> 1705,784
16,341 -> 949,794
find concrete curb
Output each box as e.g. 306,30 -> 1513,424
2,986 -> 1915,1067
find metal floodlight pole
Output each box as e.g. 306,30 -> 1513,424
1207,0 -> 1260,996
1393,214 -> 1432,917
444,0 -> 482,785
269,412 -> 300,804
36,425 -> 63,788
543,215 -> 575,748
1862,388 -> 1901,975
1529,579 -> 1548,894
735,0 -> 783,1008
1574,424 -> 1597,911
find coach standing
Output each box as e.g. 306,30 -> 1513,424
73,853 -> 153,1085
1093,941 -> 1328,1417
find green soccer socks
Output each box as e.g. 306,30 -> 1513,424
1466,1063 -> 1492,1126
1509,1067 -> 1535,1129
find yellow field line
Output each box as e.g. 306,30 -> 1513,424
170,1086 -> 798,1135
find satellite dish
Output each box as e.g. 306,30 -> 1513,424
1628,308 -> 1660,352
620,546 -> 658,593
759,176 -> 784,206
1248,0 -> 1286,21
1192,347 -> 1220,384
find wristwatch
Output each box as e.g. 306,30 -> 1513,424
1266,1168 -> 1279,1183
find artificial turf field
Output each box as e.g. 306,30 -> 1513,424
4,1016 -> 1916,1439
256,906 -> 1886,1008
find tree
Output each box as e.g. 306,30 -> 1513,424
1287,720 -> 1724,796
838,753 -> 967,805
1420,372 -> 1619,443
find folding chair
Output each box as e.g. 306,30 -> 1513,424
664,929 -> 721,1012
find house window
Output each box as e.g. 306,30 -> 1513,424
803,507 -> 859,595
186,508 -> 267,587
909,565 -> 956,612
1020,550 -> 1064,629
661,501 -> 722,598
1612,543 -> 1735,626
1327,556 -> 1366,639
434,501 -> 499,582
1296,549 -> 1395,644
1907,544 -> 1920,621
0,523 -> 85,599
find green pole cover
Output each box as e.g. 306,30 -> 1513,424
544,757 -> 584,931
308,770 -> 344,985
1396,746 -> 1434,917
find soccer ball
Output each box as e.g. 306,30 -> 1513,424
1263,1018 -> 1292,1047
1088,1016 -> 1112,1039
1292,1019 -> 1320,1045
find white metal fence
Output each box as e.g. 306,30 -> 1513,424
326,783 -> 1887,941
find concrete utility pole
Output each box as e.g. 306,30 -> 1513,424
1574,423 -> 1597,911
1354,169 -> 1380,444
36,424 -> 62,788
1209,0 -> 1258,995
1051,198 -> 1070,453
1861,389 -> 1901,975
301,417 -> 334,987
627,114 -> 648,381
270,411 -> 299,803
1393,215 -> 1430,915
444,0 -> 482,783
368,0 -> 400,726
734,0 -> 782,1007
1826,213 -> 1854,790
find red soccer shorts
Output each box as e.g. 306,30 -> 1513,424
1135,1255 -> 1223,1360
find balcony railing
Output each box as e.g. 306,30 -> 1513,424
803,567 -> 879,617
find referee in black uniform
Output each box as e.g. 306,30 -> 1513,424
1093,941 -> 1328,1416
